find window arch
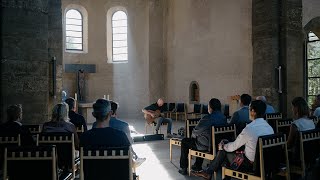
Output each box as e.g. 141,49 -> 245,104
112,11 -> 128,62
189,81 -> 200,104
65,9 -> 83,51
306,31 -> 320,105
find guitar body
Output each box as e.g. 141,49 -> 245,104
144,110 -> 161,124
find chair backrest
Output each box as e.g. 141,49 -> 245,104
253,133 -> 288,178
22,125 -> 41,134
0,134 -> 21,146
193,104 -> 202,113
299,129 -> 320,173
276,119 -> 293,136
37,132 -> 75,170
4,145 -> 57,180
80,146 -> 132,180
210,124 -> 236,154
76,125 -> 84,138
176,103 -> 185,112
162,103 -> 169,112
223,104 -> 230,117
265,113 -> 282,132
201,104 -> 209,115
168,103 -> 176,111
186,118 -> 201,138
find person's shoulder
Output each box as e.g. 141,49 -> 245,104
111,117 -> 128,125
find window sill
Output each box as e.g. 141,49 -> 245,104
107,60 -> 128,64
65,50 -> 87,54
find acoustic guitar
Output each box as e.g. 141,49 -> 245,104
144,110 -> 161,124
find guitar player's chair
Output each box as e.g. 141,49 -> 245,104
145,121 -> 168,134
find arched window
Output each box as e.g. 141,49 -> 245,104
189,81 -> 200,103
306,31 -> 320,104
65,9 -> 83,51
112,11 -> 128,62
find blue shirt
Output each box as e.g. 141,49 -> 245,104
314,107 -> 320,117
229,106 -> 250,135
265,104 -> 275,114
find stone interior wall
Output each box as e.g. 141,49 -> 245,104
1,0 -> 62,124
165,0 -> 253,106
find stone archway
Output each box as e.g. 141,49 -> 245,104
189,81 -> 199,104
304,16 -> 320,37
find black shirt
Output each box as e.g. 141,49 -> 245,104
144,103 -> 165,112
0,121 -> 35,146
69,111 -> 87,131
80,127 -> 131,148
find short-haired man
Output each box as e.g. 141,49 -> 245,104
193,100 -> 274,179
256,96 -> 275,114
80,99 -> 130,147
178,98 -> 227,175
65,97 -> 87,131
142,98 -> 173,138
229,94 -> 252,135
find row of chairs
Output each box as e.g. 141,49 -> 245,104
170,117 -> 320,179
1,133 -> 133,180
161,103 -> 210,121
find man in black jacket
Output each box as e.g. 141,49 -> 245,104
65,97 -> 87,131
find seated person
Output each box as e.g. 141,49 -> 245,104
311,94 -> 320,118
229,94 -> 252,135
287,97 -> 315,159
65,97 -> 87,131
193,100 -> 274,179
42,103 -> 79,150
178,98 -> 227,175
256,96 -> 275,114
0,104 -> 34,145
92,100 -> 146,166
142,98 -> 173,138
80,99 -> 130,148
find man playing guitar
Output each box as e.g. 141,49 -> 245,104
142,98 -> 173,138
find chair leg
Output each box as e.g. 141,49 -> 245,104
188,152 -> 191,176
170,141 -> 172,162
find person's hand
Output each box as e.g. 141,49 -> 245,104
151,113 -> 155,118
218,143 -> 224,151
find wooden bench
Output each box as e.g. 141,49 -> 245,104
222,133 -> 290,180
188,124 -> 236,176
80,146 -> 133,180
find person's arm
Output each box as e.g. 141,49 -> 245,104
287,124 -> 298,149
223,128 -> 247,152
81,116 -> 88,131
229,112 -> 239,125
191,118 -> 209,138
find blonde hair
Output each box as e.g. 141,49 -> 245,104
52,102 -> 69,122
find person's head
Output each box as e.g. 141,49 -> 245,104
7,104 -> 22,122
61,90 -> 67,102
256,96 -> 267,103
208,98 -> 222,114
291,97 -> 309,119
52,103 -> 69,122
65,97 -> 76,112
240,94 -> 252,106
249,100 -> 266,120
92,99 -> 112,122
110,101 -> 119,116
312,94 -> 320,109
157,98 -> 164,107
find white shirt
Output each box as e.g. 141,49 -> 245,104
223,118 -> 274,162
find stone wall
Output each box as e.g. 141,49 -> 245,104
165,0 -> 253,105
302,0 -> 320,27
1,0 -> 62,124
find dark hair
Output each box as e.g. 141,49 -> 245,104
7,104 -> 22,122
92,99 -> 111,121
292,97 -> 309,118
250,100 -> 266,118
65,97 -> 75,111
110,101 -> 118,115
209,98 -> 221,111
241,94 -> 252,106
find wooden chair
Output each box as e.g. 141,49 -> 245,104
80,146 -> 133,180
0,134 -> 21,146
145,122 -> 168,134
275,119 -> 293,136
76,125 -> 85,138
188,124 -> 237,176
187,104 -> 202,119
201,104 -> 209,118
172,103 -> 187,121
169,118 -> 201,162
23,125 -> 41,134
222,133 -> 290,180
37,132 -> 77,179
290,129 -> 320,178
3,145 -> 58,180
167,103 -> 176,119
162,103 -> 169,118
265,113 -> 282,132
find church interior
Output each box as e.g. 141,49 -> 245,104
1,0 -> 320,179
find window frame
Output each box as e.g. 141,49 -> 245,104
65,9 -> 83,51
111,11 -> 128,62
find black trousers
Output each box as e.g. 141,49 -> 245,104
205,150 -> 253,174
179,138 -> 204,169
